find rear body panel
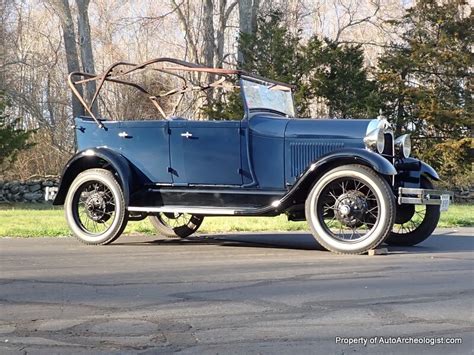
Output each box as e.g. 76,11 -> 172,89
75,119 -> 171,183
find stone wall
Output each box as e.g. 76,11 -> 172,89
452,187 -> 474,204
0,178 -> 59,203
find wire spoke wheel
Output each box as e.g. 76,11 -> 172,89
73,181 -> 117,235
158,213 -> 194,229
394,205 -> 426,234
385,177 -> 440,247
318,177 -> 380,243
65,168 -> 128,245
148,213 -> 204,238
305,164 -> 395,254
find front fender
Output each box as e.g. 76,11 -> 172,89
277,148 -> 396,210
420,161 -> 440,181
53,147 -> 134,206
310,148 -> 397,176
397,157 -> 440,181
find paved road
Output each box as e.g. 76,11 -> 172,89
1,228 -> 473,354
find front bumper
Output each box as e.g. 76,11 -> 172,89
398,187 -> 453,211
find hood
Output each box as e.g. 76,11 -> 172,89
284,118 -> 379,181
285,118 -> 373,140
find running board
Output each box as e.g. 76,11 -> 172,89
127,204 -> 280,216
128,206 -> 237,215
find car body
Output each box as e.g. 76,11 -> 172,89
52,58 -> 451,254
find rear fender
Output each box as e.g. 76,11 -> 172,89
53,147 -> 135,206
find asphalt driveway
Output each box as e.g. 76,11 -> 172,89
1,228 -> 473,354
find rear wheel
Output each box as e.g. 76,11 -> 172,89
148,213 -> 204,238
385,178 -> 440,246
65,168 -> 128,245
305,164 -> 395,254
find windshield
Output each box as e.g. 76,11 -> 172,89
241,78 -> 295,117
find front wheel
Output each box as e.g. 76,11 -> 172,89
65,168 -> 128,245
385,178 -> 440,246
305,164 -> 396,255
149,213 -> 204,238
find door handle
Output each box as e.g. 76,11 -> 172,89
118,131 -> 130,138
181,131 -> 193,138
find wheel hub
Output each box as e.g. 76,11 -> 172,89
338,204 -> 351,216
334,191 -> 368,227
85,192 -> 108,222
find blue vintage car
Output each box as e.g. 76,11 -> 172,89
52,58 -> 451,254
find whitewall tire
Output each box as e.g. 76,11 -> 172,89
65,168 -> 128,245
305,164 -> 395,254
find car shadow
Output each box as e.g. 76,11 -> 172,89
117,230 -> 473,255
152,233 -> 326,251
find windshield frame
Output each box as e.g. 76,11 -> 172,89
239,75 -> 295,119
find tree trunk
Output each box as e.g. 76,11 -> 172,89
216,0 -> 238,67
238,0 -> 259,65
250,0 -> 259,33
216,0 -> 227,68
202,0 -> 215,69
202,0 -> 215,105
75,0 -> 98,116
0,0 -> 6,86
49,0 -> 84,118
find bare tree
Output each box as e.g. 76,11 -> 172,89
48,0 -> 83,118
172,0 -> 199,62
309,0 -> 405,66
0,0 -> 412,178
331,0 -> 381,43
76,0 -> 98,115
216,0 -> 238,67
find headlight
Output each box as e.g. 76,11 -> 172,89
364,128 -> 385,154
395,134 -> 411,158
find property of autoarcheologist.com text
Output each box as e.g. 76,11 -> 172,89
335,336 -> 463,347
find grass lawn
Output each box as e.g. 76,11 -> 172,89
0,203 -> 472,238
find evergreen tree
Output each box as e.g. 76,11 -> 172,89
377,0 -> 473,186
0,92 -> 32,170
206,10 -> 380,119
239,11 -> 311,115
205,10 -> 310,119
202,88 -> 244,120
308,40 -> 381,118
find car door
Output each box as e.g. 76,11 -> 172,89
117,120 -> 172,183
169,120 -> 242,185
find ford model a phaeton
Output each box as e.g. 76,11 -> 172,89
52,58 -> 451,254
